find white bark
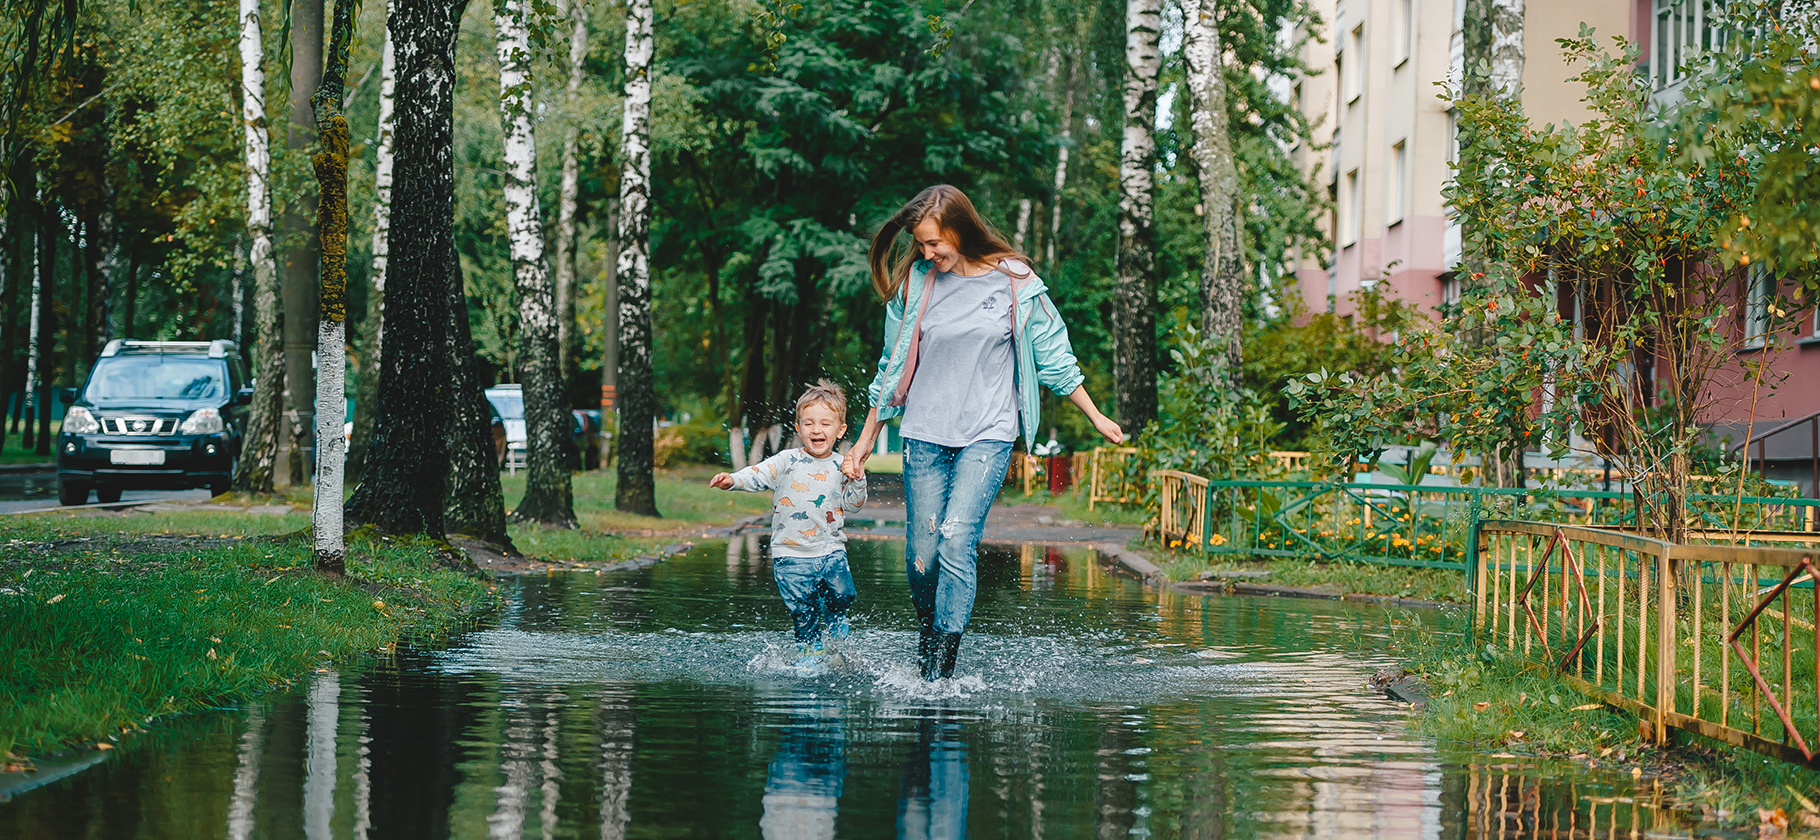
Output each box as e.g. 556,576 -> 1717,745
1048,76 -> 1074,269
238,0 -> 281,491
313,318 -> 346,557
553,0 -> 588,378
618,0 -> 653,307
1183,0 -> 1245,374
1012,199 -> 1032,251
24,205 -> 41,417
1488,0 -> 1525,97
370,7 -> 395,363
303,672 -> 340,840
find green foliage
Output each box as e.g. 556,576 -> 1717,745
1135,311 -> 1283,481
1243,285 -> 1420,453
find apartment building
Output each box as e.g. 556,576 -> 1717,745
1286,0 -> 1820,492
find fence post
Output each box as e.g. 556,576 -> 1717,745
1469,518 -> 1486,645
1203,482 -> 1215,556
1655,545 -> 1676,744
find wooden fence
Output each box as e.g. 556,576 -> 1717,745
1475,520 -> 1820,767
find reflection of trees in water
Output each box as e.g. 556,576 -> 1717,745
898,709 -> 968,840
594,687 -> 635,840
759,698 -> 845,840
226,706 -> 264,840
303,671 -> 339,840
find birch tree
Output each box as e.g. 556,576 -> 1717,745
1488,0 -> 1525,97
614,0 -> 658,517
235,0 -> 284,495
1113,0 -> 1161,435
349,1 -> 396,483
552,0 -> 588,382
495,0 -> 576,527
1047,52 -> 1074,270
1184,0 -> 1245,383
310,0 -> 356,574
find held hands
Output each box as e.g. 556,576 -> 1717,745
709,472 -> 735,489
840,444 -> 871,479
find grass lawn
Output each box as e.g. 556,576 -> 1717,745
1140,540 -> 1473,603
0,519 -> 495,760
498,465 -> 769,563
993,486 -> 1149,528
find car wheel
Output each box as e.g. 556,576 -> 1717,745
95,485 -> 122,503
58,479 -> 89,506
209,479 -> 230,498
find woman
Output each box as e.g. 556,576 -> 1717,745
841,185 -> 1124,681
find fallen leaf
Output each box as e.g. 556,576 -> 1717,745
1570,703 -> 1602,712
1784,785 -> 1818,814
1801,813 -> 1820,829
1507,730 -> 1525,740
94,743 -> 112,751
208,637 -> 222,644
1473,702 -> 1491,711
206,648 -> 217,660
46,594 -> 65,605
1759,807 -> 1788,835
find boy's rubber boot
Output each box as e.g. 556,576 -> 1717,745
936,632 -> 963,679
917,610 -> 940,681
827,614 -> 851,642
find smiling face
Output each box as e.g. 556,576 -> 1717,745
796,401 -> 847,459
911,216 -> 966,275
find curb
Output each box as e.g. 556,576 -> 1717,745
1170,579 -> 1454,609
0,463 -> 55,475
1096,542 -> 1164,583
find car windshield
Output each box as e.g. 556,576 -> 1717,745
487,392 -> 524,420
87,356 -> 225,401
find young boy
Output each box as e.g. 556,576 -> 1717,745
711,380 -> 867,670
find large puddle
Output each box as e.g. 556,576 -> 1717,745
1,538 -> 1719,837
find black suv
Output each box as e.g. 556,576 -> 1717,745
57,339 -> 252,505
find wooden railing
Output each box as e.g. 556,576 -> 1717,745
1153,470 -> 1207,548
1088,447 -> 1140,510
1475,520 -> 1820,767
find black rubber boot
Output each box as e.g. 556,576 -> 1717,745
917,610 -> 940,681
936,632 -> 962,679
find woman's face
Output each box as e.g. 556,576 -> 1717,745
911,216 -> 963,274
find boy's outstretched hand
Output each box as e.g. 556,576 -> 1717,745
709,473 -> 735,489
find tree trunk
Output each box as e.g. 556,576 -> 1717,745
23,197 -> 43,454
495,0 -> 575,528
445,257 -> 512,545
283,0 -> 326,487
732,270 -> 766,432
309,0 -> 356,574
552,0 -> 588,383
1488,0 -> 1525,97
81,213 -> 112,367
614,0 -> 658,517
349,4 -> 395,485
345,0 -> 469,537
1048,62 -> 1074,271
1012,198 -> 1031,251
32,201 -> 54,457
1113,0 -> 1161,435
600,193 -> 619,415
1184,0 -> 1245,383
236,0 -> 284,494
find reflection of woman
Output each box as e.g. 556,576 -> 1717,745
843,185 -> 1123,681
897,711 -> 969,839
760,700 -> 847,840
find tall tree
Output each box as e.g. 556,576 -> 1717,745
236,0 -> 284,494
284,0 -> 327,486
348,0 -> 395,483
1113,0 -> 1161,435
345,0 -> 467,535
613,0 -> 656,516
494,0 -> 575,527
1183,0 -> 1244,383
310,0 -> 356,574
551,0 -> 587,383
444,256 -> 511,546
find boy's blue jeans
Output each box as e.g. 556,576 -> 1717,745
903,438 -> 1014,635
773,550 -> 856,643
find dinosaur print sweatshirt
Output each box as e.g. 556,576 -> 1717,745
726,449 -> 867,559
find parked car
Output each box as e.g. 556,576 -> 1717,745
484,385 -> 528,473
57,339 -> 251,505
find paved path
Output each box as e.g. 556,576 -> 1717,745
0,489 -> 216,516
849,503 -> 1140,545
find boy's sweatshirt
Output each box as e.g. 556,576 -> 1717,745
727,449 -> 867,558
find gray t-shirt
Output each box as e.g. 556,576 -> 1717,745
899,269 -> 1019,447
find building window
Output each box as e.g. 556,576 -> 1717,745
1653,0 -> 1727,90
1441,273 -> 1460,312
1395,0 -> 1413,66
1389,141 -> 1407,223
1743,263 -> 1775,348
1347,25 -> 1365,102
1345,169 -> 1362,245
1446,109 -> 1459,164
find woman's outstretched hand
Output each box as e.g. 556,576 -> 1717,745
1092,414 -> 1125,445
841,446 -> 870,479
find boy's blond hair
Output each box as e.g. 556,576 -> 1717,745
796,380 -> 847,424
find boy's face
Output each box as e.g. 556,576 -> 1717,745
796,402 -> 846,458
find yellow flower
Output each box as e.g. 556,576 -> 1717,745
1210,534 -> 1228,546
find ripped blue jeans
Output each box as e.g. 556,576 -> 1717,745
903,438 -> 1014,634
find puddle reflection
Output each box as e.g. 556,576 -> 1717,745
0,539 -> 1729,838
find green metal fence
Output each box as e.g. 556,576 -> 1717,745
1153,472 -> 1820,579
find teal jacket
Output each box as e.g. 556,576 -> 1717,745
866,258 -> 1086,450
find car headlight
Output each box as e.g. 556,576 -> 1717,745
179,408 -> 225,435
63,406 -> 100,434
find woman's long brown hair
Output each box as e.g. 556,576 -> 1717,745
866,185 -> 1031,301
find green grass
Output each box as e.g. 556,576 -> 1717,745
1393,619 -> 1820,827
499,465 -> 769,563
0,525 -> 495,759
994,486 -> 1149,527
1144,542 -> 1471,603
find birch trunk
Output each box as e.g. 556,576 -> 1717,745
1183,0 -> 1245,382
310,0 -> 356,574
349,9 -> 393,484
23,203 -> 41,453
235,0 -> 283,493
235,0 -> 284,494
552,0 -> 588,382
495,0 -> 576,527
1012,199 -> 1031,251
344,0 -> 464,537
1048,51 -> 1073,269
1488,0 -> 1525,97
1113,0 -> 1161,435
614,0 -> 657,516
